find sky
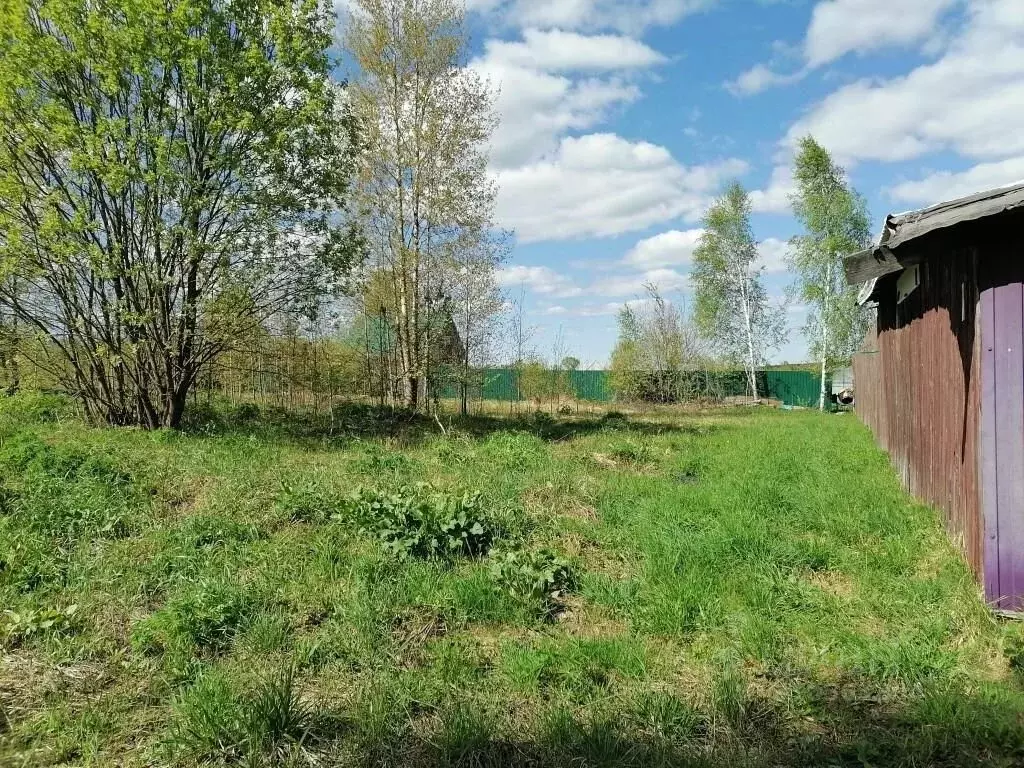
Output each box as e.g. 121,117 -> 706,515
345,0 -> 1024,367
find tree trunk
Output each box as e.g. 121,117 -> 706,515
819,261 -> 831,412
740,283 -> 759,402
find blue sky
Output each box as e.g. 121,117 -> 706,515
353,0 -> 1024,367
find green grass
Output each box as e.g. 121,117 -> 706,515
1,392 -> 1023,766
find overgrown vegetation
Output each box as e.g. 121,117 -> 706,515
1,391 -> 1023,766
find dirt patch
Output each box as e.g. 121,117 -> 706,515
392,607 -> 448,667
554,596 -> 629,639
803,569 -> 856,599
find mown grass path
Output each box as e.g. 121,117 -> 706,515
1,394 -> 1022,766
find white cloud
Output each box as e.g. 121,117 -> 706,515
726,64 -> 804,97
726,0 -> 960,96
471,30 -> 666,168
785,0 -> 1024,166
757,238 -> 790,273
496,265 -> 582,297
622,229 -> 703,269
543,305 -> 570,315
890,156 -> 1024,205
590,267 -> 690,297
482,28 -> 666,71
750,165 -> 795,215
496,133 -> 748,242
477,0 -> 713,34
804,0 -> 960,68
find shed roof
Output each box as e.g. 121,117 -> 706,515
844,180 -> 1024,295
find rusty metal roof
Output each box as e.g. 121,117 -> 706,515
845,180 -> 1024,299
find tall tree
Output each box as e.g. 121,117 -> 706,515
451,241 -> 504,416
789,137 -> 871,411
0,0 -> 358,428
693,183 -> 784,401
608,285 -> 705,403
346,0 -> 501,411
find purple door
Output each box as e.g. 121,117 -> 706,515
981,284 -> 1024,610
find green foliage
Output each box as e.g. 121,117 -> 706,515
789,136 -> 873,384
132,580 -> 258,657
275,479 -> 338,524
2,603 -> 78,646
609,439 -> 654,466
0,0 -> 359,428
0,434 -> 139,541
0,391 -> 73,425
489,548 -> 574,609
340,486 -> 493,560
167,666 -> 316,764
693,182 -> 784,398
2,401 -> 1024,765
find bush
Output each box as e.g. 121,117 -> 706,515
489,548 -> 574,611
339,486 -> 493,560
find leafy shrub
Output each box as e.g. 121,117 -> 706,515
132,580 -> 257,656
489,548 -> 574,610
557,404 -> 573,416
234,403 -> 261,422
2,604 -> 79,646
339,486 -> 492,560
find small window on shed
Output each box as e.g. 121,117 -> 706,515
896,265 -> 920,304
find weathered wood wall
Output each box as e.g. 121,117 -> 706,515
980,255 -> 1024,610
853,244 -> 983,578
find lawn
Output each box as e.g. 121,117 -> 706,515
1,392 -> 1022,767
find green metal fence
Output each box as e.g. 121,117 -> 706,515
765,370 -> 827,408
440,368 -> 825,407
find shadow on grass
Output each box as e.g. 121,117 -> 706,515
340,684 -> 1023,768
180,401 -> 724,447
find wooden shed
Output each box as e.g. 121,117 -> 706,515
845,182 -> 1024,611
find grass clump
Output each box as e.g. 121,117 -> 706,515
167,665 -> 325,765
132,579 -> 258,659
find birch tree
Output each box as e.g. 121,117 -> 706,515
346,0 -> 500,410
0,0 -> 358,427
451,240 -> 504,415
693,183 -> 784,401
789,137 -> 871,410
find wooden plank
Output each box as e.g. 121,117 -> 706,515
993,283 -> 1024,610
843,246 -> 904,285
981,286 -> 1000,603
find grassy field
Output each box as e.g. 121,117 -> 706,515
1,393 -> 1023,767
